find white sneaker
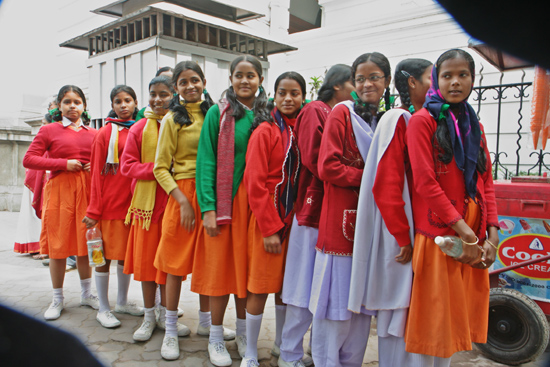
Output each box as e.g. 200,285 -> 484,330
240,357 -> 260,367
115,302 -> 144,316
278,357 -> 305,367
208,341 -> 233,366
80,294 -> 100,310
133,319 -> 156,341
156,319 -> 191,337
236,335 -> 247,358
177,307 -> 184,317
161,335 -> 180,360
44,300 -> 63,320
271,343 -> 280,357
197,324 -> 237,340
96,310 -> 121,328
302,353 -> 313,367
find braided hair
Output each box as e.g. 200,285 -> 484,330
317,64 -> 352,103
168,61 -> 214,126
393,58 -> 432,112
52,85 -> 91,124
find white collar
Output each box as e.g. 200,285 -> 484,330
62,116 -> 88,129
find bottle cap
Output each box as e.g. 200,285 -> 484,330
434,236 -> 444,245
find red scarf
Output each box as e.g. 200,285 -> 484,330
216,99 -> 235,225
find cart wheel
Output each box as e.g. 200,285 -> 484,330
475,287 -> 549,365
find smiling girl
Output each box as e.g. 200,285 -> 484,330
404,49 -> 499,366
23,85 -> 98,320
194,55 -> 269,367
82,85 -> 142,329
121,76 -> 191,346
242,72 -> 306,367
152,61 -> 224,360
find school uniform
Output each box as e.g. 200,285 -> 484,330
280,101 -> 331,363
403,107 -> 498,358
309,101 -> 375,367
153,102 -> 204,277
120,113 -> 169,284
23,118 -> 96,259
86,123 -> 133,260
192,101 -> 253,299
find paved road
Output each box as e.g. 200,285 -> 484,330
0,211 -> 548,366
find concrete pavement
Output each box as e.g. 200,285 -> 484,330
0,211 -> 548,366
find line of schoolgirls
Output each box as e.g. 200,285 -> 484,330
23,47 -> 499,367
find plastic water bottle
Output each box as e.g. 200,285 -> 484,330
86,227 -> 106,267
434,235 -> 463,258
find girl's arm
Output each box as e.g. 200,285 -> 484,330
372,116 -> 412,263
84,128 -> 108,225
244,125 -> 285,238
120,127 -> 156,180
318,105 -> 363,187
296,105 -> 325,180
23,125 -> 70,172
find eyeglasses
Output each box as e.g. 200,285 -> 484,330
354,75 -> 386,83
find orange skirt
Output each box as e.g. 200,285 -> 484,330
154,179 -> 201,277
124,218 -> 167,284
100,219 -> 130,261
40,171 -> 90,259
247,209 -> 289,294
191,182 -> 249,298
404,199 -> 489,358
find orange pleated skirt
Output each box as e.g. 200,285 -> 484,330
154,179 -> 201,277
404,199 -> 489,358
100,219 -> 130,261
247,209 -> 289,295
124,216 -> 167,284
40,171 -> 90,259
191,182 -> 249,298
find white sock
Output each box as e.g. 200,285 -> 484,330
245,312 -> 263,359
199,310 -> 212,329
158,305 -> 167,324
165,309 -> 178,338
236,317 -> 246,337
209,324 -> 224,344
274,305 -> 287,348
116,264 -> 131,306
144,306 -> 156,323
95,270 -> 110,312
53,288 -> 64,304
155,285 -> 161,307
80,278 -> 92,298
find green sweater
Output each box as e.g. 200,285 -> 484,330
196,104 -> 254,213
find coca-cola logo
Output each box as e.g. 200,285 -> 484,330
497,234 -> 550,280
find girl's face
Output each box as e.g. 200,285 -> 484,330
274,78 -> 304,119
409,66 -> 432,108
59,91 -> 85,123
354,61 -> 390,105
112,91 -> 137,120
438,57 -> 473,104
230,61 -> 264,107
149,83 -> 172,116
333,80 -> 355,103
176,69 -> 205,103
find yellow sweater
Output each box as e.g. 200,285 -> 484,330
154,101 -> 204,194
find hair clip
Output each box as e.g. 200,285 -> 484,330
401,70 -> 411,78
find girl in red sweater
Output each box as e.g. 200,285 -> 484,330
83,85 -> 142,328
23,85 -> 98,321
404,49 -> 499,366
242,72 -> 306,367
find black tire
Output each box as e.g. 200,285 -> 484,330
475,287 -> 549,365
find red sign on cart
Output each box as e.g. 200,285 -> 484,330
498,234 -> 550,280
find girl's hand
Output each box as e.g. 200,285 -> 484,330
67,159 -> 82,172
473,227 -> 499,269
179,199 -> 195,233
82,216 -> 98,229
263,234 -> 282,254
82,162 -> 91,172
452,219 -> 483,266
203,210 -> 220,237
395,244 -> 413,264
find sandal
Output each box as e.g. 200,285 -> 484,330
32,254 -> 48,260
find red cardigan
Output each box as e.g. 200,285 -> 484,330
119,119 -> 168,224
372,115 -> 412,247
316,104 -> 364,256
293,101 -> 331,228
245,119 -> 296,237
405,108 -> 499,239
86,124 -> 133,221
23,122 -> 96,179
